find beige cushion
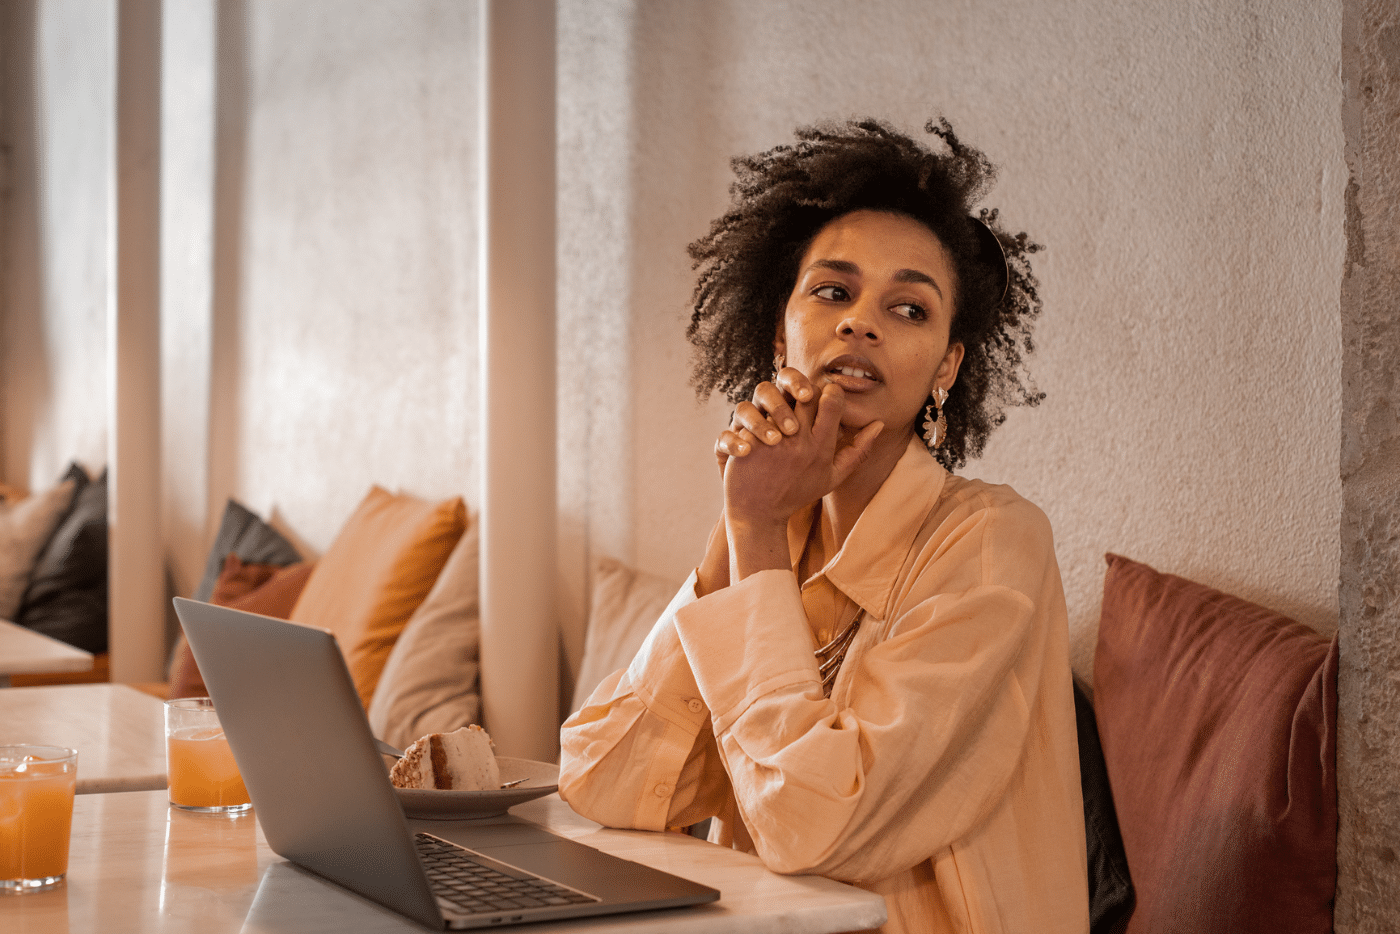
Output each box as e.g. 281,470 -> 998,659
0,479 -> 76,620
368,522 -> 481,751
291,487 -> 467,708
570,557 -> 682,713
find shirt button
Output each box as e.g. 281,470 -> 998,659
686,699 -> 703,714
654,784 -> 671,797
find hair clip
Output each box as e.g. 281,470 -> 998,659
971,215 -> 1010,304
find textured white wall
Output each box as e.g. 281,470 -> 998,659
2,0 -> 112,488
206,1 -> 482,563
160,0 -> 217,600
558,0 -> 1345,686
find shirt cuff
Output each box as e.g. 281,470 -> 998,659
673,569 -> 822,735
626,570 -> 712,734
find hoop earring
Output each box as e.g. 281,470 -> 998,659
922,387 -> 949,449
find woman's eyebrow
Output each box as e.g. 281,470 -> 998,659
808,258 -> 860,276
894,268 -> 944,298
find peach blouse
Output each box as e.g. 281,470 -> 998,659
559,438 -> 1089,934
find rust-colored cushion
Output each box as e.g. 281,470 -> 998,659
168,558 -> 315,699
209,552 -> 281,605
228,560 -> 315,620
1094,554 -> 1337,934
290,487 -> 466,708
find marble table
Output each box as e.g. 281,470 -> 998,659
0,619 -> 93,687
0,791 -> 887,934
0,683 -> 168,793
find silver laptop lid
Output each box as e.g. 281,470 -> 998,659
173,597 -> 445,928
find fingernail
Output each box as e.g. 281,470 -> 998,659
766,430 -> 780,442
737,442 -> 749,454
783,419 -> 797,434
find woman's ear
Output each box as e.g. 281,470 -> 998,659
773,331 -> 787,360
935,342 -> 965,391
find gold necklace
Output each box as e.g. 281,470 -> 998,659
815,609 -> 865,698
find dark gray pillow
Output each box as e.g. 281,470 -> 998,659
193,499 -> 301,602
1074,678 -> 1135,934
15,467 -> 108,654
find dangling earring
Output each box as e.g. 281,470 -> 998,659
773,353 -> 785,378
922,387 -> 949,449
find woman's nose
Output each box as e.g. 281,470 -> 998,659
836,305 -> 881,342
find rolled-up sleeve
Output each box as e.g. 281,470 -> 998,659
559,573 -> 730,831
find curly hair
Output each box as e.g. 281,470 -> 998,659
686,117 -> 1044,471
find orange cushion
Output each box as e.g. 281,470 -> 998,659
169,558 -> 315,699
290,487 -> 466,708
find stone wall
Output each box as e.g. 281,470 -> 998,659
1337,0 -> 1400,928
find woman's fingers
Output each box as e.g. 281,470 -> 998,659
716,426 -> 760,458
809,381 -> 848,444
752,381 -> 801,437
724,371 -> 820,455
732,400 -> 785,446
832,419 -> 885,484
774,366 -> 816,407
809,383 -> 881,485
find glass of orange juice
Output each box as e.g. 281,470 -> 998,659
164,698 -> 251,814
1,745 -> 78,892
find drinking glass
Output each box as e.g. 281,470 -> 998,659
164,698 -> 251,813
1,745 -> 78,892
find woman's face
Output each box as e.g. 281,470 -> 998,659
775,210 -> 964,440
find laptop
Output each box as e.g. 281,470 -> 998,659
173,597 -> 719,930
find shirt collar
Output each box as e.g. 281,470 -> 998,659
789,437 -> 948,621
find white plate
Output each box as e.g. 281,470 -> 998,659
394,757 -> 559,820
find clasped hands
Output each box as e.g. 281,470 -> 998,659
702,366 -> 882,586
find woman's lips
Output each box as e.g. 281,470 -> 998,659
824,356 -> 881,391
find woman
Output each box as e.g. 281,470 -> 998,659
559,118 -> 1088,934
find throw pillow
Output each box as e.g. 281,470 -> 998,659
208,553 -> 281,605
193,499 -> 302,603
570,557 -> 682,712
0,476 -> 77,619
368,522 -> 481,750
290,487 -> 467,708
169,558 -> 315,698
226,561 -> 315,619
1093,554 -> 1337,934
15,469 -> 109,653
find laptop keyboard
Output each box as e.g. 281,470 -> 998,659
415,833 -> 601,915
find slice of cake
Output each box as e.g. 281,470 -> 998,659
390,725 -> 500,791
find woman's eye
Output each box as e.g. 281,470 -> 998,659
892,303 -> 927,321
813,285 -> 849,302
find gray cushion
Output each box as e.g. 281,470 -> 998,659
15,467 -> 108,653
193,499 -> 301,602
